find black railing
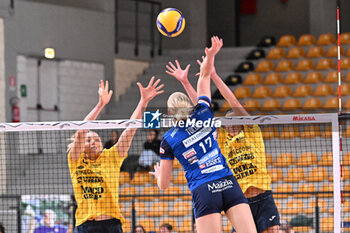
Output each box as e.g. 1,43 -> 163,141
115,0 -> 162,57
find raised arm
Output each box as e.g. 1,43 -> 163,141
166,60 -> 197,105
69,80 -> 113,161
197,36 -> 223,100
116,77 -> 164,157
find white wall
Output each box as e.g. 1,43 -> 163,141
114,59 -> 149,101
0,18 -> 6,194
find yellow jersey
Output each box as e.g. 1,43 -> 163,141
218,125 -> 271,193
68,146 -> 126,227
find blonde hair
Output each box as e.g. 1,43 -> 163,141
167,92 -> 193,121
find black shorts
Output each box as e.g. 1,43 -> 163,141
192,176 -> 248,219
75,218 -> 123,233
232,190 -> 280,233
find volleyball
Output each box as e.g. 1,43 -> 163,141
156,8 -> 185,38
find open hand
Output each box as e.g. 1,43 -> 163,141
205,36 -> 223,57
200,36 -> 223,77
137,77 -> 164,103
166,60 -> 190,84
98,80 -> 113,107
149,162 -> 161,179
196,56 -> 217,76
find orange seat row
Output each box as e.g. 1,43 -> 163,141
267,45 -> 350,59
255,58 -> 350,72
243,71 -> 349,86
277,33 -> 350,47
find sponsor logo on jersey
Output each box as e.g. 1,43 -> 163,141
188,156 -> 198,164
182,127 -> 212,148
199,164 -> 206,169
201,165 -> 224,174
212,130 -> 217,140
182,148 -> 197,159
205,157 -> 221,167
198,149 -> 219,164
207,179 -> 233,193
160,147 -> 165,154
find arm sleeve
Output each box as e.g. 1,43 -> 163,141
160,139 -> 175,160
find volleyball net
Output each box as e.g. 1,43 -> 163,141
0,113 -> 344,233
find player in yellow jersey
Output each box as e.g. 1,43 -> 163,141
166,57 -> 280,233
68,78 -> 163,233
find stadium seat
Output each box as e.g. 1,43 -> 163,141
134,202 -> 147,216
343,152 -> 350,165
119,187 -> 137,201
301,126 -> 321,139
295,59 -> 314,71
297,152 -> 318,166
340,57 -> 350,70
313,84 -> 333,96
318,152 -> 332,166
255,60 -> 274,72
120,203 -> 131,217
123,219 -> 132,232
262,99 -> 280,111
295,183 -> 316,198
306,167 -> 328,182
138,218 -> 156,232
315,58 -> 334,70
321,126 -> 332,138
345,99 -> 350,110
273,85 -> 292,98
252,86 -> 272,98
293,85 -> 312,97
274,183 -> 293,199
303,71 -> 323,83
169,201 -> 191,216
284,72 -> 303,84
316,33 -> 336,45
222,221 -> 232,232
264,73 -> 283,85
261,126 -> 279,140
344,167 -> 350,181
139,186 -> 160,201
172,170 -> 187,185
219,101 -> 230,113
305,199 -> 328,214
297,34 -> 316,46
178,218 -> 193,233
130,171 -> 151,185
243,99 -> 260,112
344,183 -> 350,197
160,186 -> 181,201
282,98 -> 301,111
266,47 -> 285,59
119,171 -> 131,185
275,59 -> 294,72
320,183 -> 333,198
284,168 -> 305,182
243,73 -> 263,85
281,200 -> 304,215
280,126 -> 300,139
334,83 -> 350,96
320,217 -> 334,232
323,97 -> 340,109
173,159 -> 182,169
274,152 -> 296,167
286,47 -> 305,59
326,45 -> 344,57
347,47 -> 350,57
234,86 -> 251,99
268,168 -> 283,183
306,46 -> 325,58
146,202 -> 168,217
159,218 -> 178,231
182,188 -> 192,201
302,98 -> 322,110
340,33 -> 350,44
277,35 -> 297,47
324,71 -> 341,83
265,153 -> 273,166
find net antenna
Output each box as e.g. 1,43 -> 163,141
337,0 -> 342,114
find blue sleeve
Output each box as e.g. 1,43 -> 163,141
160,138 -> 174,160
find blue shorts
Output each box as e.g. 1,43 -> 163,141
192,176 -> 248,219
75,218 -> 123,233
232,190 -> 280,233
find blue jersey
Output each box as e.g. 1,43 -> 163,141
160,96 -> 233,191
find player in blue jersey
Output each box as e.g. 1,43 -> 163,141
150,36 -> 256,233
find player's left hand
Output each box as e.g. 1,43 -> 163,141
137,76 -> 164,103
98,80 -> 113,107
